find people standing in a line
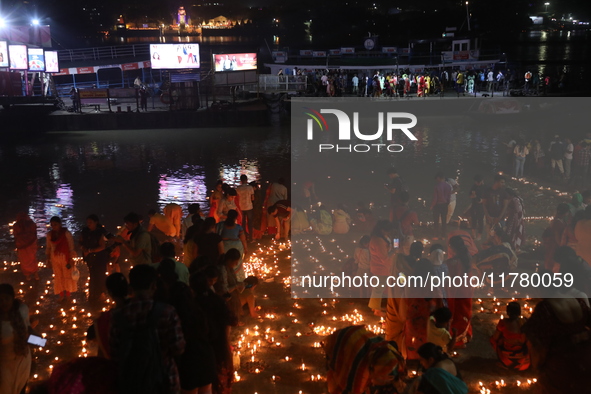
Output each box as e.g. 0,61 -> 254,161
513,139 -> 529,178
236,175 -> 255,241
79,214 -> 110,309
46,216 -> 77,302
0,283 -> 33,394
13,212 -> 38,281
430,172 -> 452,240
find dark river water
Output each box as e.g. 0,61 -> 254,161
0,125 -> 289,241
1,97 -> 582,247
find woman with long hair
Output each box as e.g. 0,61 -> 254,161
216,210 -> 248,281
46,216 -> 77,301
513,139 -> 529,178
444,236 -> 475,347
0,283 -> 32,394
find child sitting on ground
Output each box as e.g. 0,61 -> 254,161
428,307 -> 457,354
490,301 -> 530,371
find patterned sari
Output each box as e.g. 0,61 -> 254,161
324,325 -> 406,394
490,318 -> 530,371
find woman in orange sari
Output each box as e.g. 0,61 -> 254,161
444,235 -> 475,347
13,213 -> 38,280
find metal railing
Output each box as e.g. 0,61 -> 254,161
57,44 -> 151,63
255,75 -> 308,92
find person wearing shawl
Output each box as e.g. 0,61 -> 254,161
13,212 -> 38,280
412,342 -> 468,394
46,216 -> 77,301
325,325 -> 407,394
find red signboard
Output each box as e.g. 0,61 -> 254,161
0,71 -> 24,96
76,67 -> 95,74
122,63 -> 139,71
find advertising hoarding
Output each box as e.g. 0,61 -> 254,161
213,53 -> 257,72
0,41 -> 8,68
9,44 -> 27,70
45,51 -> 59,73
28,47 -> 45,71
149,44 -> 200,69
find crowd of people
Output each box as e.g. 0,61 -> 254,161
3,175 -> 294,394
322,165 -> 591,394
279,67 -> 563,98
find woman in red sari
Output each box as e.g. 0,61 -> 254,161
13,213 -> 38,280
490,301 -> 530,371
444,235 -> 475,347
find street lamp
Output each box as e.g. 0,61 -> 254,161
465,1 -> 471,31
31,19 -> 40,25
545,2 -> 550,12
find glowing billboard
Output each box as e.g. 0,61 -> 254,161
150,44 -> 200,69
0,41 -> 8,68
9,44 -> 28,70
213,53 -> 257,72
45,51 -> 59,73
28,47 -> 45,71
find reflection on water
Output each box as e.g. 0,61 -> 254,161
100,35 -> 258,46
0,127 -> 288,237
